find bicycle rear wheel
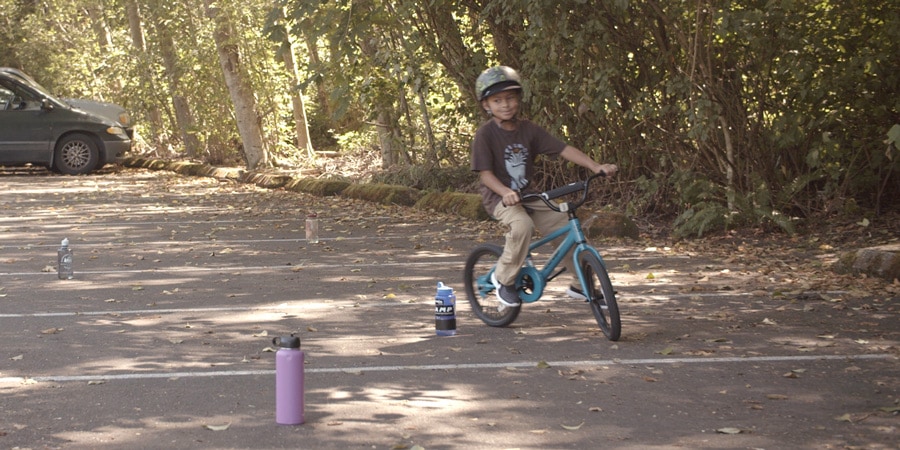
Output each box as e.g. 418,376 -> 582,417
463,243 -> 520,327
579,253 -> 621,341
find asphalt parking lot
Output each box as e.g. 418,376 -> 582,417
1,167 -> 897,449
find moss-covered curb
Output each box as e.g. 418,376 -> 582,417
120,157 -> 638,239
341,182 -> 421,206
415,191 -> 490,221
834,244 -> 900,281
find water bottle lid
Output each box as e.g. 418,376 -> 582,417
273,335 -> 301,349
61,238 -> 69,246
437,282 -> 453,294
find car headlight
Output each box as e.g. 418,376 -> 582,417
106,126 -> 127,136
118,112 -> 131,126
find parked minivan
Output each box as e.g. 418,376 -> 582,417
0,71 -> 132,174
0,67 -> 133,138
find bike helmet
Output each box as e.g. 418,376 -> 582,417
475,66 -> 522,101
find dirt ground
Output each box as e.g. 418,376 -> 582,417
1,166 -> 897,450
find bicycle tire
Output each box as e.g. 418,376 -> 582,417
579,252 -> 621,341
463,243 -> 520,327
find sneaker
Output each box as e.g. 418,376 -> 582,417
491,272 -> 521,308
566,285 -> 602,301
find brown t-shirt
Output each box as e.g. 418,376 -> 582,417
470,119 -> 567,214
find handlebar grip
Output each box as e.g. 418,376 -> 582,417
541,181 -> 586,201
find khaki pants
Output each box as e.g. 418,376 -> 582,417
491,200 -> 577,286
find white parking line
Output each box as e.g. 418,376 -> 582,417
0,290 -> 774,319
0,260 -> 462,277
0,353 -> 891,384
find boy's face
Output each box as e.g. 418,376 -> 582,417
482,90 -> 520,122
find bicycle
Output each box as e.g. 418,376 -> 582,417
462,172 -> 621,341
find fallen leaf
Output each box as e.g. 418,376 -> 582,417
561,421 -> 584,430
716,427 -> 743,434
204,423 -> 231,431
536,361 -> 551,368
761,318 -> 777,325
87,380 -> 105,385
589,406 -> 603,412
10,354 -> 23,361
657,347 -> 674,355
767,394 -> 789,400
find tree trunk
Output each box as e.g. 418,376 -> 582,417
204,2 -> 268,170
85,5 -> 121,95
125,0 -> 164,147
417,89 -> 437,165
154,21 -> 201,158
124,1 -> 145,51
376,111 -> 395,168
275,8 -> 314,160
305,37 -> 331,123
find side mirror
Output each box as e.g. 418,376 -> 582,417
41,98 -> 54,111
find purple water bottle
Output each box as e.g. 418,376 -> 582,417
273,335 -> 305,425
435,282 -> 457,336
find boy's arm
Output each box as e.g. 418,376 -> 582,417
560,145 -> 617,176
479,170 -> 521,206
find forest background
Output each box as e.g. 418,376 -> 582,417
1,0 -> 898,238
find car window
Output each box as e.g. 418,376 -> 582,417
0,79 -> 41,111
0,86 -> 14,110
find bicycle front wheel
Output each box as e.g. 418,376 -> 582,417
579,253 -> 621,341
463,243 -> 520,327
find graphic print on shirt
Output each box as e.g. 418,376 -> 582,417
504,144 -> 529,190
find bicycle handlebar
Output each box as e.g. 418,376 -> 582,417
520,171 -> 606,213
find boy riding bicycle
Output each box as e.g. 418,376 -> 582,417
470,66 -> 618,308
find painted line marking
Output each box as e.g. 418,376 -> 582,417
0,260 -> 464,277
0,354 -> 892,384
0,290 -> 778,319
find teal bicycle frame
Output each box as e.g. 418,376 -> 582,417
509,204 -> 606,303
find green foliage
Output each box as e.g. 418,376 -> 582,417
670,170 -> 799,239
3,0 -> 897,234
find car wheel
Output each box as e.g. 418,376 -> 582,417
54,133 -> 100,175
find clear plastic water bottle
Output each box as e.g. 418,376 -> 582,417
57,238 -> 74,280
305,213 -> 319,244
435,282 -> 457,336
273,335 -> 305,425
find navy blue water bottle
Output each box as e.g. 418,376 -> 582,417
435,282 -> 457,336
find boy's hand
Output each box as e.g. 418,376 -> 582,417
596,163 -> 618,177
501,190 -> 521,206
